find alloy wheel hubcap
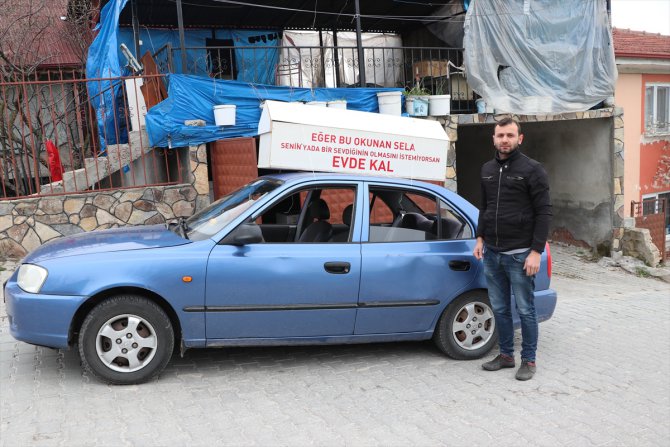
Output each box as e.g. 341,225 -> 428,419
95,314 -> 158,373
451,301 -> 495,350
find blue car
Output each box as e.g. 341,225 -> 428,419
4,173 -> 557,384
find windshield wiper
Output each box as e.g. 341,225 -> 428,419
166,217 -> 190,239
179,217 -> 190,239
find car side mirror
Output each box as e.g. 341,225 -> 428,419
229,223 -> 264,246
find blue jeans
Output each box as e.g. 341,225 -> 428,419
482,248 -> 538,362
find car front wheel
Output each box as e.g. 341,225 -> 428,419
433,291 -> 497,360
78,295 -> 174,385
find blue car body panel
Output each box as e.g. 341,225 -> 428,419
4,173 -> 557,351
23,224 -> 189,264
5,280 -> 86,348
205,242 -> 361,338
7,239 -> 215,347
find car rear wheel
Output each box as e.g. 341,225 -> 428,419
433,291 -> 497,360
78,295 -> 174,385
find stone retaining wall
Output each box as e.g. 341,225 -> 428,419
0,145 -> 209,259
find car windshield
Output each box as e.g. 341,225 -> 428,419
186,178 -> 283,241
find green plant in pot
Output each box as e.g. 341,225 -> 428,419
404,85 -> 430,96
404,85 -> 430,116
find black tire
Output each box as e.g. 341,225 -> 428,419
78,295 -> 174,385
433,290 -> 497,360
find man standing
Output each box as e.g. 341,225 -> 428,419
473,117 -> 552,381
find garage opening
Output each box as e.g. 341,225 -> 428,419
455,118 -> 615,252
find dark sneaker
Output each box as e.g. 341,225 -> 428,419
482,354 -> 515,371
515,361 -> 537,381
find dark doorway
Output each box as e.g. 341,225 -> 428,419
206,38 -> 236,79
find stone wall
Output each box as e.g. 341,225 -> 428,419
0,145 -> 209,259
621,227 -> 662,267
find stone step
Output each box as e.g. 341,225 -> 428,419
38,129 -> 151,194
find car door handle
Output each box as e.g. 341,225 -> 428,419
324,262 -> 351,274
448,260 -> 471,271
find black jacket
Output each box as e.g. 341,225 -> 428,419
476,149 -> 552,253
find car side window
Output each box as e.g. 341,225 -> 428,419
369,192 -> 394,226
438,199 -> 473,240
366,188 -> 472,242
368,187 -> 438,243
249,185 -> 357,243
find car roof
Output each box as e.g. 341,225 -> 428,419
265,171 -> 441,189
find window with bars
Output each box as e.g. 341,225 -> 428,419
645,83 -> 670,136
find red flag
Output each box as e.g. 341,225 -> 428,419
45,140 -> 63,182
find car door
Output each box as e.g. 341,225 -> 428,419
356,182 -> 480,335
205,181 -> 362,340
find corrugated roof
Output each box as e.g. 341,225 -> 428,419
1,0 -> 85,70
613,28 -> 670,60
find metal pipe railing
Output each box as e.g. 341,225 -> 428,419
1,73 -> 182,200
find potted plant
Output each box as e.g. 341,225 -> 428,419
428,80 -> 451,116
404,84 -> 430,116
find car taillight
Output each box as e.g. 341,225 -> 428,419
545,242 -> 552,279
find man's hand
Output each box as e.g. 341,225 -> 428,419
473,237 -> 484,260
524,250 -> 541,276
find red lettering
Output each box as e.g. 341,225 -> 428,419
370,159 -> 394,172
333,156 -> 366,170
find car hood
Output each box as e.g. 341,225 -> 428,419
23,225 -> 190,263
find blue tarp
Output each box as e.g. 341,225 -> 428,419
116,28 -> 279,83
86,0 -> 129,150
117,28 -> 213,76
145,74 -> 403,148
88,0 -> 282,149
88,3 -> 400,150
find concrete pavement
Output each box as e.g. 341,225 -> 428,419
1,245 -> 669,446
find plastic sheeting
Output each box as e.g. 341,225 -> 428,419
463,0 -> 616,114
278,31 -> 403,89
145,74 -> 403,148
117,28 -> 279,83
86,0 -> 129,149
425,1 -> 467,48
117,28 -> 213,76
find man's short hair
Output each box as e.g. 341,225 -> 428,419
495,117 -> 521,134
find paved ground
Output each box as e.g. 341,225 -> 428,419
1,245 -> 669,447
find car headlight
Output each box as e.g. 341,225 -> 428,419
17,264 -> 48,294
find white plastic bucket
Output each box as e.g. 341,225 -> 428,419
327,100 -> 347,109
213,104 -> 236,126
428,94 -> 450,116
306,101 -> 327,107
377,91 -> 402,115
404,97 -> 414,115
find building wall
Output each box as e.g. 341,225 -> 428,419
445,107 -> 623,253
0,145 -> 209,259
614,72 -> 643,216
640,139 -> 670,195
639,73 -> 670,199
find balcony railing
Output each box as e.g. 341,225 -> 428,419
1,72 -> 185,200
154,44 -> 477,114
